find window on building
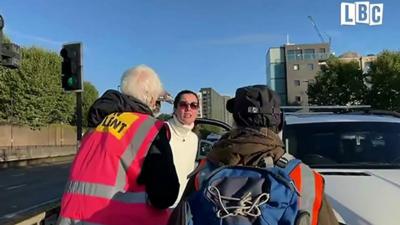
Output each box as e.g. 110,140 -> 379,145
295,96 -> 301,102
307,63 -> 314,70
304,49 -> 315,60
317,48 -> 327,60
287,49 -> 303,60
287,50 -> 295,60
294,80 -> 301,86
294,49 -> 302,55
271,63 -> 285,78
293,64 -> 299,70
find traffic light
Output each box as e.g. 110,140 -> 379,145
1,43 -> 21,68
60,43 -> 83,92
0,14 -> 21,69
0,15 -> 3,57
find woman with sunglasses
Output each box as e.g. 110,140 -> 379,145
167,90 -> 200,206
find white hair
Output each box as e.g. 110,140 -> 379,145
120,65 -> 164,107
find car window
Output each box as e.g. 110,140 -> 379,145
193,119 -> 231,161
284,122 -> 400,167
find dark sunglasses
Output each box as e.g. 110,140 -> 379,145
178,101 -> 199,110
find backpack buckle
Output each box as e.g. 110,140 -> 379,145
276,153 -> 295,168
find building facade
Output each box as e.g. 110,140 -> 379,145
338,52 -> 376,73
266,43 -> 330,106
223,96 -> 234,125
196,92 -> 203,118
200,88 -> 232,125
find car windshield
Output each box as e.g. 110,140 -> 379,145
284,121 -> 400,168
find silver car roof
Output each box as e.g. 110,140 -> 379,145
285,113 -> 400,125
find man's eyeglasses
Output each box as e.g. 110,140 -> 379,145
178,101 -> 199,110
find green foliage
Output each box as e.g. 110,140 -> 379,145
157,113 -> 172,121
308,56 -> 368,106
1,34 -> 12,44
0,47 -> 74,126
70,81 -> 99,127
367,51 -> 400,111
82,81 -> 99,127
308,51 -> 400,112
0,44 -> 99,127
194,124 -> 225,140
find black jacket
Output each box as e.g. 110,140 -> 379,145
88,89 -> 179,209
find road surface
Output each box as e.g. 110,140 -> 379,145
0,162 -> 71,223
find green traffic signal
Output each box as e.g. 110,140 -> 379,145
67,76 -> 77,88
60,43 -> 82,92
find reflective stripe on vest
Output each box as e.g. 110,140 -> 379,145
64,180 -> 147,203
58,112 -> 169,225
290,164 -> 324,225
57,217 -> 103,225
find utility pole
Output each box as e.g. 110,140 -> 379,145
76,92 -> 83,141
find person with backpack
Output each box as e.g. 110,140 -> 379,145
168,85 -> 339,225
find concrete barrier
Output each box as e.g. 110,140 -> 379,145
0,124 -> 77,147
0,145 -> 77,162
0,145 -> 77,168
0,124 -> 78,168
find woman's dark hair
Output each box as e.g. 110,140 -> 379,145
173,90 -> 199,109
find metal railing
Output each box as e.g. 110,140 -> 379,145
286,53 -> 330,62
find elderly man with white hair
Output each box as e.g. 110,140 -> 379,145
57,65 -> 179,225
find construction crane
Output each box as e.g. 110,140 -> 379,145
307,16 -> 331,45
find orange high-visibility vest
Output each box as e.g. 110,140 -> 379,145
57,112 -> 169,225
289,163 -> 324,225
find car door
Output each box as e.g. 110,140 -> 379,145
193,118 -> 231,161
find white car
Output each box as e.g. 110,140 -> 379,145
284,111 -> 400,225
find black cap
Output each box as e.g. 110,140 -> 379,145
227,85 -> 282,130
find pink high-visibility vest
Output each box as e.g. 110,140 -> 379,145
57,112 -> 169,225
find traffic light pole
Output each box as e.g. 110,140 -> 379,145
60,42 -> 84,142
76,92 -> 83,141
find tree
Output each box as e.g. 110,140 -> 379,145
0,37 -> 100,127
194,124 -> 225,140
82,81 -> 99,127
0,46 -> 75,127
157,113 -> 172,121
308,56 -> 368,106
367,51 -> 400,111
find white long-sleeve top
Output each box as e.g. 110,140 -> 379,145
167,115 -> 198,205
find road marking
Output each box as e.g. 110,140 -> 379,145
11,173 -> 25,177
5,184 -> 27,190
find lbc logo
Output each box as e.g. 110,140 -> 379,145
341,2 -> 383,26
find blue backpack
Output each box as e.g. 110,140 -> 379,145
178,159 -> 303,225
